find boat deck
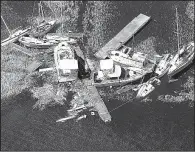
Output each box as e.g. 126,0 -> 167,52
94,13 -> 151,59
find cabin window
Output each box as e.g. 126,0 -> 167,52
124,48 -> 129,54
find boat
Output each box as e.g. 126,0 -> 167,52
1,16 -> 31,46
92,59 -> 149,87
43,34 -> 77,44
168,41 -> 194,77
30,20 -> 56,37
54,41 -> 79,82
154,54 -> 173,78
136,77 -> 161,99
29,1 -> 56,37
168,8 -> 194,78
109,49 -> 156,74
18,36 -> 56,48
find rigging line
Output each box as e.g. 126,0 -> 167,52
108,96 -> 137,114
1,16 -> 11,35
31,1 -> 36,18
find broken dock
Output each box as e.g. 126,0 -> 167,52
94,13 -> 151,59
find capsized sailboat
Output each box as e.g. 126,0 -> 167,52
1,16 -> 31,47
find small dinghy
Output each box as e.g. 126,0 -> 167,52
154,54 -> 173,78
136,77 -> 161,99
18,36 -> 55,48
30,20 -> 56,37
168,41 -> 194,78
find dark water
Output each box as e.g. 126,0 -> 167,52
1,1 -> 194,151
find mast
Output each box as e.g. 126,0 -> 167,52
61,1 -> 63,33
1,16 -> 11,35
40,1 -> 44,20
176,7 -> 180,53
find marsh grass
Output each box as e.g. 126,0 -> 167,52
30,83 -> 66,110
1,45 -> 32,101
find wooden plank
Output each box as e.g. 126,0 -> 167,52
10,43 -> 33,57
94,14 -> 151,59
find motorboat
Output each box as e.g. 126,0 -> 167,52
54,42 -> 78,82
109,50 -> 156,74
93,59 -> 149,87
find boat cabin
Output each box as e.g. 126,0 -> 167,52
95,59 -> 122,81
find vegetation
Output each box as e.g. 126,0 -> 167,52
185,1 -> 194,21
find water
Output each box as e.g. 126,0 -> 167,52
1,1 -> 194,151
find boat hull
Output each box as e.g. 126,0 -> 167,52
156,66 -> 170,79
168,53 -> 194,78
20,41 -> 54,49
136,84 -> 155,99
93,75 -> 144,87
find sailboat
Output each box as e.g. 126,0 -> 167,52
136,76 -> 161,99
29,1 -> 56,37
1,16 -> 31,47
168,8 -> 194,78
154,53 -> 173,78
